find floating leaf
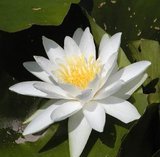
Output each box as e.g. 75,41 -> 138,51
129,39 -> 160,103
87,0 -> 160,49
0,0 -> 79,32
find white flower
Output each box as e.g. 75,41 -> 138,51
9,27 -> 151,157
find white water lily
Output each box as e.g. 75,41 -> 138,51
9,27 -> 151,157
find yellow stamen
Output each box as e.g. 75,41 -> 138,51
56,55 -> 101,89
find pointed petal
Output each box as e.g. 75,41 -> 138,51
51,101 -> 82,122
9,81 -> 51,98
99,96 -> 140,123
83,102 -> 105,132
98,52 -> 118,90
23,100 -> 57,124
99,33 -> 122,64
100,52 -> 118,78
42,36 -> 65,63
34,56 -> 57,81
68,111 -> 92,157
23,61 -> 52,83
23,100 -> 60,135
79,27 -> 96,59
109,61 -> 151,83
114,73 -> 148,99
73,28 -> 83,45
99,33 -> 110,52
64,36 -> 81,56
95,80 -> 124,100
33,82 -> 72,99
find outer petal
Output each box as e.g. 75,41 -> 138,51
23,61 -> 52,83
51,101 -> 82,122
64,36 -> 81,56
99,33 -> 121,64
99,96 -> 140,123
79,27 -> 96,59
42,36 -> 65,63
33,82 -> 72,99
114,73 -> 148,99
68,111 -> 92,157
83,102 -> 105,132
72,28 -> 83,45
109,61 -> 151,83
34,56 -> 57,81
23,100 -> 60,135
9,81 -> 52,98
23,100 -> 57,124
94,80 -> 124,100
23,99 -> 57,124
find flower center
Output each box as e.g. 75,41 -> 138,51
56,55 -> 101,89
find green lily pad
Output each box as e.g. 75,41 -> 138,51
0,0 -> 79,32
87,0 -> 160,49
128,39 -> 160,103
129,39 -> 160,81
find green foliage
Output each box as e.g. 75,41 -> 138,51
0,0 -> 79,32
90,0 -> 160,48
129,39 -> 160,104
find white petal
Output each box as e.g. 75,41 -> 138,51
23,100 -> 57,124
42,36 -> 65,63
9,81 -> 51,98
72,28 -> 83,45
51,101 -> 82,122
83,102 -> 105,132
99,33 -> 122,64
99,96 -> 140,123
79,27 -> 96,59
109,61 -> 151,83
76,89 -> 93,102
64,36 -> 81,56
98,52 -> 118,90
34,56 -> 57,81
95,80 -> 124,100
33,82 -> 72,99
99,33 -> 110,52
88,75 -> 101,97
114,73 -> 148,99
58,83 -> 81,97
68,111 -> 92,157
23,61 -> 52,83
23,100 -> 60,135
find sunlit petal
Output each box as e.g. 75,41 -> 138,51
99,96 -> 140,123
68,111 -> 92,157
83,102 -> 105,132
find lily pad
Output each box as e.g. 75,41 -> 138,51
128,39 -> 160,103
0,0 -> 79,32
87,0 -> 160,49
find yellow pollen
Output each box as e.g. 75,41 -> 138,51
56,55 -> 101,89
